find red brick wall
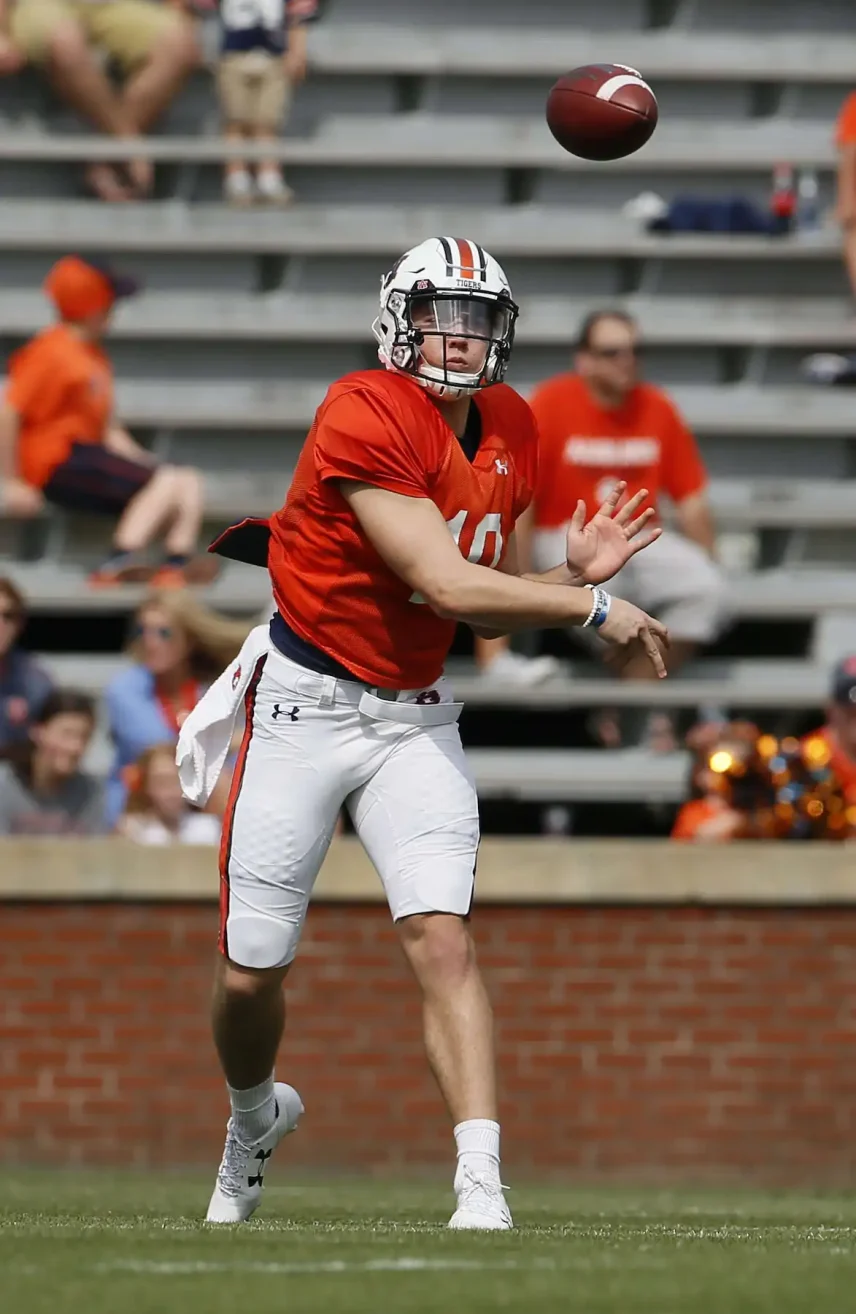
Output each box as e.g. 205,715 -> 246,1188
3,902 -> 856,1183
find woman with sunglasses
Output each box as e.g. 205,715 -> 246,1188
103,589 -> 249,826
0,576 -> 53,754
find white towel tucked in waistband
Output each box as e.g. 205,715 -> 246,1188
176,623 -> 271,807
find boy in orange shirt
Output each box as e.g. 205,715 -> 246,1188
477,310 -> 726,697
0,256 -> 205,587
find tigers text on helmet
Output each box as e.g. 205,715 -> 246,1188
372,237 -> 519,401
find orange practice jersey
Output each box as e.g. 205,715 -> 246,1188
4,324 -> 114,488
528,373 -> 707,529
269,370 -> 538,688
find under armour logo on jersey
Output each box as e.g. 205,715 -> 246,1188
272,704 -> 300,722
415,690 -> 441,705
495,459 -> 508,475
231,664 -> 242,690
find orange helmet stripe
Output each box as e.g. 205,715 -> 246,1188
453,237 -> 476,279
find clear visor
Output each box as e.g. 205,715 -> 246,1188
409,295 -> 512,342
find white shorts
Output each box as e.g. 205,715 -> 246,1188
533,526 -> 728,644
219,649 -> 480,970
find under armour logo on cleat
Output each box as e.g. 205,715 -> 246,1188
247,1147 -> 272,1188
272,705 -> 300,721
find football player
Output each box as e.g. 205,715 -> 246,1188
190,237 -> 667,1229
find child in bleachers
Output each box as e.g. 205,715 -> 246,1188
119,743 -> 222,845
0,691 -> 105,835
217,0 -> 316,205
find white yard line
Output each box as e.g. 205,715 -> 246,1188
98,1258 -> 557,1275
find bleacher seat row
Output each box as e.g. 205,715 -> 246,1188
2,0 -> 856,805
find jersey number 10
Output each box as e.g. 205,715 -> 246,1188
410,511 -> 504,604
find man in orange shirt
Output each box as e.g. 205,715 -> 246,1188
0,256 -> 204,587
477,309 -> 726,698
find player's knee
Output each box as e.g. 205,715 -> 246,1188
220,956 -> 289,999
399,913 -> 475,988
223,913 -> 299,974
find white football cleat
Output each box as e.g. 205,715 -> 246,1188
206,1081 -> 304,1224
448,1164 -> 513,1231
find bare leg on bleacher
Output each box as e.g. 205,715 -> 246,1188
44,23 -> 136,202
119,18 -> 198,197
37,14 -> 196,200
110,464 -> 204,566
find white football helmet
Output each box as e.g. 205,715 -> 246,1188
372,236 -> 518,400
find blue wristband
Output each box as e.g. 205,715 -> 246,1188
583,586 -> 612,629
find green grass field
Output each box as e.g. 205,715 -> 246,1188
2,1172 -> 855,1314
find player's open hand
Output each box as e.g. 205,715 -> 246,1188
565,482 -> 661,586
598,596 -> 670,679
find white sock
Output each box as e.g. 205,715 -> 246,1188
228,1076 -> 276,1143
454,1118 -> 501,1182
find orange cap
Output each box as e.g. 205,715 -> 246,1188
43,255 -> 139,322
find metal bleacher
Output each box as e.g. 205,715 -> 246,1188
3,0 -> 856,809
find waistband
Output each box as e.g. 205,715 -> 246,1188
266,644 -> 418,706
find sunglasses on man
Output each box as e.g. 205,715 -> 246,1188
585,344 -> 640,360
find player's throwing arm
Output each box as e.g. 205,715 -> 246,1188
341,483 -> 669,679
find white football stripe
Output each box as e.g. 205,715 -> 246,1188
596,74 -> 655,104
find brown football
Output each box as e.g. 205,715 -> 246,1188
546,64 -> 658,162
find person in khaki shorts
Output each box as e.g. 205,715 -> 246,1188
217,0 -> 315,205
0,0 -> 197,201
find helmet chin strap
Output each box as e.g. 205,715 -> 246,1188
377,346 -> 481,400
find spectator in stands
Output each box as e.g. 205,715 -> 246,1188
104,588 -> 248,824
1,0 -> 197,202
218,0 -> 316,206
476,311 -> 727,729
836,91 -> 856,300
119,742 -> 221,844
0,689 -> 105,834
0,576 -> 53,753
671,720 -> 748,842
0,256 -> 206,588
801,656 -> 856,805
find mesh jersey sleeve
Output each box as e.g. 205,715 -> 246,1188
314,387 -> 430,499
503,396 -> 539,520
